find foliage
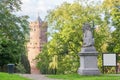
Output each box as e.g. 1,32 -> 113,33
47,74 -> 120,80
47,2 -> 103,74
20,54 -> 31,73
37,1 -> 105,74
16,62 -> 26,74
57,53 -> 79,74
36,45 -> 51,74
103,67 -> 117,74
0,72 -> 30,80
94,23 -> 111,53
101,0 -> 120,53
0,39 -> 18,68
94,22 -> 111,71
0,0 -> 30,72
49,55 -> 58,74
37,0 -> 119,74
110,0 -> 120,53
93,0 -> 120,73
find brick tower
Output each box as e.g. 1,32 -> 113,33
27,16 -> 47,74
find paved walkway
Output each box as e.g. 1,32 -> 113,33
20,74 -> 60,80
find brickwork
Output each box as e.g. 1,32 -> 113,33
27,17 -> 47,74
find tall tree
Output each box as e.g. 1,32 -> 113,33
110,1 -> 120,53
37,1 -> 110,74
102,0 -> 120,53
0,0 -> 29,72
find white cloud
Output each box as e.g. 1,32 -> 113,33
18,0 -> 74,21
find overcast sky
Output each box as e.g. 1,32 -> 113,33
17,0 -> 75,21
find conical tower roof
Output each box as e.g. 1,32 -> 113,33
37,12 -> 42,24
38,16 -> 42,23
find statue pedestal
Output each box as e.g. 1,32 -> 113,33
78,46 -> 100,75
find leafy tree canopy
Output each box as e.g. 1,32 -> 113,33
0,0 -> 29,71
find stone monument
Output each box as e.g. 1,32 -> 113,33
78,23 -> 100,75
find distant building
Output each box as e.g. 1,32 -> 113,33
27,16 -> 47,74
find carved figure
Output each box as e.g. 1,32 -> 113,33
82,23 -> 94,47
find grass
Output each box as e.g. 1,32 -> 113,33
0,72 -> 31,80
47,74 -> 120,80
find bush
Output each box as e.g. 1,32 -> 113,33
20,54 -> 31,73
16,62 -> 26,74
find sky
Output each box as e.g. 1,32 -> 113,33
17,0 -> 75,21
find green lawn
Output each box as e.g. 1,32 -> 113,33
0,72 -> 31,80
47,74 -> 120,80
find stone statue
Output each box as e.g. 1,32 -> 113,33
82,23 -> 94,47
78,22 -> 100,75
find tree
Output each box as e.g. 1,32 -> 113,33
94,0 -> 120,73
36,45 -> 51,74
36,0 -> 120,74
110,1 -> 120,53
20,54 -> 31,73
49,55 -> 58,74
37,1 -> 110,74
101,0 -> 120,53
0,0 -> 29,72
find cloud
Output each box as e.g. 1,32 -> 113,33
18,0 -> 74,21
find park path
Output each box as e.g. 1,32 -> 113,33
20,74 -> 60,80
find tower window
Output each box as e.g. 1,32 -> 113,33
39,36 -> 42,39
